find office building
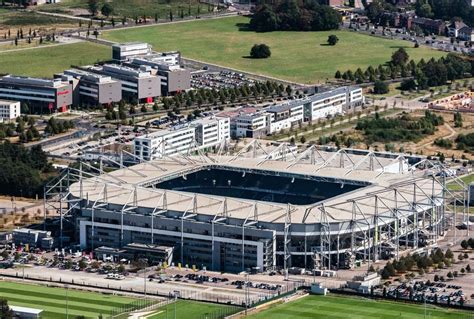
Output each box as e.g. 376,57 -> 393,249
194,116 -> 230,149
134,126 -> 196,160
303,86 -> 364,122
58,69 -> 122,106
0,100 -> 20,121
0,75 -> 72,112
112,42 -> 152,61
265,102 -> 304,134
82,64 -> 161,103
130,54 -> 191,95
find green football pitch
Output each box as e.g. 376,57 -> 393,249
247,294 -> 473,319
146,300 -> 240,319
103,16 -> 446,84
0,281 -> 136,318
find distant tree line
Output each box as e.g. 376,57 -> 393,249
336,49 -> 471,90
415,0 -> 474,27
0,141 -> 54,197
249,0 -> 341,32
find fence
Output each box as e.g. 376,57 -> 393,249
3,272 -> 306,307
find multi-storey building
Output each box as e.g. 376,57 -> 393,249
134,126 -> 196,160
0,100 -> 20,121
129,55 -> 191,95
0,75 -> 72,112
112,42 -> 152,61
265,102 -> 304,134
82,64 -> 161,103
194,116 -> 230,150
58,69 -> 122,106
303,86 -> 364,122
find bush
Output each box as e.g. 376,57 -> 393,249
250,44 -> 271,59
373,81 -> 389,94
327,34 -> 339,46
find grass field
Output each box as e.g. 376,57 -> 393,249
448,173 -> 474,191
247,295 -> 473,319
0,281 -> 136,318
103,16 -> 446,84
147,300 -> 239,319
0,42 -> 110,78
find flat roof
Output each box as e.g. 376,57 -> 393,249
10,305 -> 43,315
69,149 -> 441,224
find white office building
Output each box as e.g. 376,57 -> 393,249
134,126 -> 196,160
134,116 -> 231,160
0,100 -> 20,121
265,103 -> 304,134
303,86 -> 364,122
194,116 -> 230,149
112,42 -> 152,61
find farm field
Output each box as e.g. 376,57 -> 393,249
0,281 -> 137,318
147,300 -> 240,319
0,8 -> 76,34
103,16 -> 446,84
0,41 -> 110,78
247,294 -> 472,319
33,0 -> 205,19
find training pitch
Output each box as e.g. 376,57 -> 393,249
247,294 -> 472,319
103,16 -> 446,84
146,300 -> 239,319
0,281 -> 136,318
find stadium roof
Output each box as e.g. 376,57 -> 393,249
70,148 -> 444,225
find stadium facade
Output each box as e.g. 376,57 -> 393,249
51,144 -> 467,273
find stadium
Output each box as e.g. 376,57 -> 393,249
54,143 -> 464,273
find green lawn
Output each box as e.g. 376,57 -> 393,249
0,42 -> 110,78
448,173 -> 474,191
0,281 -> 137,318
103,16 -> 446,84
146,300 -> 239,319
248,295 -> 472,319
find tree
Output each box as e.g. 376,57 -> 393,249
416,0 -> 433,18
373,81 -> 389,94
0,298 -> 13,319
391,48 -> 409,66
249,5 -> 278,32
467,264 -> 471,272
87,0 -> 99,16
327,34 -> 339,46
447,271 -> 453,279
250,44 -> 271,59
300,135 -> 306,144
101,3 -> 113,17
445,248 -> 454,260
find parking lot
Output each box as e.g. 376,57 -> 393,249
191,71 -> 256,89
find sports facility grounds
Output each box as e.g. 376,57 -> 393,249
0,281 -> 136,318
247,294 -> 473,319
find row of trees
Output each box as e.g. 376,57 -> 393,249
44,117 -> 75,136
337,51 -> 471,92
380,248 -> 467,279
161,81 -> 293,111
249,0 -> 341,32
